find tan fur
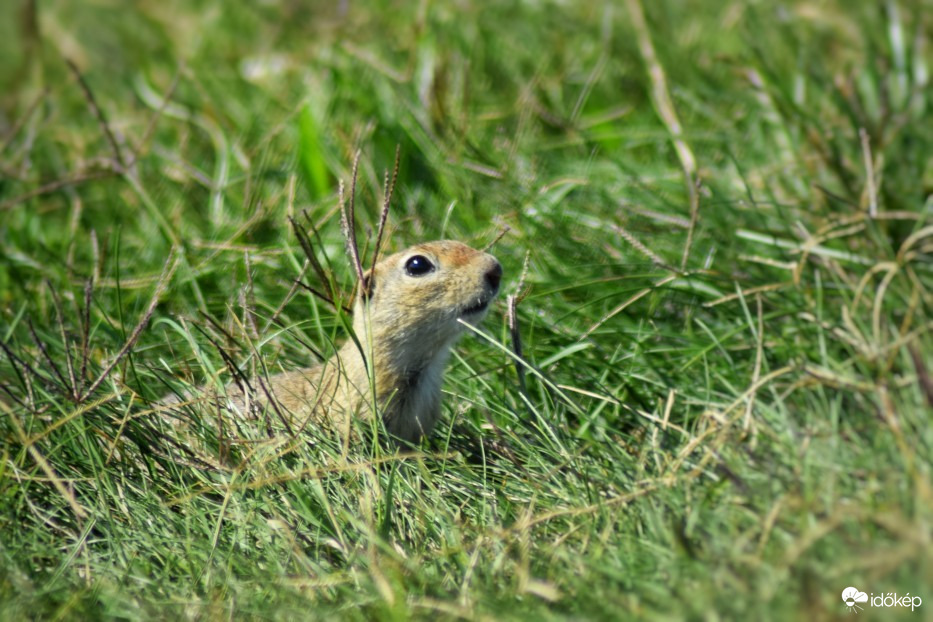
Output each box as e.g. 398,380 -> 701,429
166,241 -> 502,443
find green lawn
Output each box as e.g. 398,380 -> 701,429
1,0 -> 931,619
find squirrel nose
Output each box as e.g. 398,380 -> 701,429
485,261 -> 502,292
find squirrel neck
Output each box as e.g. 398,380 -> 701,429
334,313 -> 455,442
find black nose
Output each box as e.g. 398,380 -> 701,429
485,261 -> 502,292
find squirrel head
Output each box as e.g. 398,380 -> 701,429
352,240 -> 502,367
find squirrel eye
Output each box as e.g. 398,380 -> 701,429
404,255 -> 435,277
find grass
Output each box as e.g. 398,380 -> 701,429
1,0 -> 931,619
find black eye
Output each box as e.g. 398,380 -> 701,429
404,255 -> 435,277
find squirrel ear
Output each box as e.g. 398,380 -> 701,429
360,270 -> 375,302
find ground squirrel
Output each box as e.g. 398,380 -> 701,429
165,240 -> 502,444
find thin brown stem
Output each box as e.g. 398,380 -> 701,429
79,250 -> 179,401
289,214 -> 339,307
80,278 -> 93,387
27,318 -> 69,392
49,284 -> 79,400
508,294 -> 527,397
0,170 -> 114,211
65,58 -> 128,171
340,151 -> 366,289
371,145 -> 400,268
483,226 -> 511,253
